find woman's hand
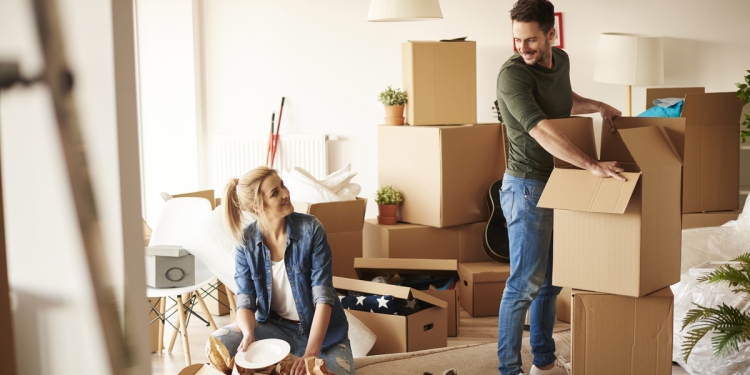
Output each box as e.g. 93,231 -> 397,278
290,354 -> 317,375
237,333 -> 254,353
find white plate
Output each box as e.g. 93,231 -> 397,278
235,339 -> 291,369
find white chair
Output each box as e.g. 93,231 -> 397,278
147,197 -> 217,366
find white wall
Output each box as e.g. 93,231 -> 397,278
138,0 -> 750,219
0,0 -> 148,374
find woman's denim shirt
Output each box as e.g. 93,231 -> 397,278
234,212 -> 349,351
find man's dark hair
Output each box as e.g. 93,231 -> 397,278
510,0 -> 555,34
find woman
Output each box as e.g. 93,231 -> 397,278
210,166 -> 353,375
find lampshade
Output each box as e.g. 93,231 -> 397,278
367,0 -> 443,22
593,33 -> 664,86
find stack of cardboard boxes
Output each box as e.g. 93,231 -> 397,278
538,86 -> 744,374
339,40 -> 511,356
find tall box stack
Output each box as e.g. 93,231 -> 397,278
537,117 -> 680,374
643,88 -> 744,227
359,39 -> 508,347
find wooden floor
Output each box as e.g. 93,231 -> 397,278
150,308 -> 689,375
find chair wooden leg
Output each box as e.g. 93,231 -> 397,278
175,294 -> 191,366
227,289 -> 237,323
194,291 -> 217,331
167,296 -> 180,353
158,297 -> 166,354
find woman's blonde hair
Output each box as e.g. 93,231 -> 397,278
223,166 -> 278,244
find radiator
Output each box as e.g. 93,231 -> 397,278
212,134 -> 328,191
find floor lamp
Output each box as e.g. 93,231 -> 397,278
593,33 -> 664,116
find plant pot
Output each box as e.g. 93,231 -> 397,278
377,204 -> 398,225
384,105 -> 405,125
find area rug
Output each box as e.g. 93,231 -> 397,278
354,329 -> 571,374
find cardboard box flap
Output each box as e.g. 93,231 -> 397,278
354,258 -> 458,279
619,126 -> 682,171
293,198 -> 367,233
682,92 -> 744,128
458,262 -> 511,283
537,169 -> 640,213
332,276 -> 448,308
551,117 -> 597,168
645,87 -> 705,108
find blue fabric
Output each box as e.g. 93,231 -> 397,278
340,295 -> 398,314
234,212 -> 349,352
209,320 -> 354,375
497,175 -> 562,375
637,100 -> 684,117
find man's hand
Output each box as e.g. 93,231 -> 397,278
237,333 -> 254,353
290,354 -> 317,375
590,161 -> 627,181
599,102 -> 622,133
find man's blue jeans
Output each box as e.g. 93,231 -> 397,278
497,175 -> 562,375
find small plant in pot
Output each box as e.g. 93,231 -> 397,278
379,85 -> 408,125
375,185 -> 403,225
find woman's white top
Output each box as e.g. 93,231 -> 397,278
270,259 -> 300,321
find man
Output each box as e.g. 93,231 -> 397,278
495,1 -> 626,374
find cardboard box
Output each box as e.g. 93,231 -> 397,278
172,189 -> 218,209
363,219 -> 490,263
354,257 -> 460,337
457,262 -> 511,317
402,41 -> 477,126
645,88 -> 744,213
556,287 -> 571,323
294,198 -> 367,279
682,210 -> 741,229
378,124 -> 505,228
178,364 -> 224,375
538,117 -> 683,297
333,275 -> 447,355
571,288 -> 674,375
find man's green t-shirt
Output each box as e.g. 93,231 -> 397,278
496,47 -> 573,182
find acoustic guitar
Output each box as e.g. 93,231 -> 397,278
483,100 -> 510,263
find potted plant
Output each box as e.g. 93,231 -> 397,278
680,252 -> 750,362
374,184 -> 403,225
379,85 -> 408,125
735,70 -> 750,143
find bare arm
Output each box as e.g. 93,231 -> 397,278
236,308 -> 256,352
291,303 -> 332,375
572,91 -> 621,133
529,119 -> 627,181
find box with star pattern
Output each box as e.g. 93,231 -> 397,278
332,274 -> 448,355
353,257 -> 460,337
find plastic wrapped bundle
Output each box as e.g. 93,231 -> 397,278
681,199 -> 750,274
672,271 -> 750,374
282,164 -> 361,204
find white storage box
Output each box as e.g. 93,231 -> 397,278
145,245 -> 195,288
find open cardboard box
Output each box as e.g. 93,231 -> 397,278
293,198 -> 367,279
645,88 -> 744,213
457,262 -> 511,317
353,257 -> 460,337
378,124 -> 505,228
571,287 -> 674,375
363,219 -> 489,263
682,210 -> 741,229
332,275 -> 447,355
538,117 -> 682,297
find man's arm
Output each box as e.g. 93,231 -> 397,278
529,119 -> 627,181
571,92 -> 621,133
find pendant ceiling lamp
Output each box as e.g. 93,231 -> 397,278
367,0 -> 443,22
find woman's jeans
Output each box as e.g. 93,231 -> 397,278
209,315 -> 355,375
496,175 -> 562,375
